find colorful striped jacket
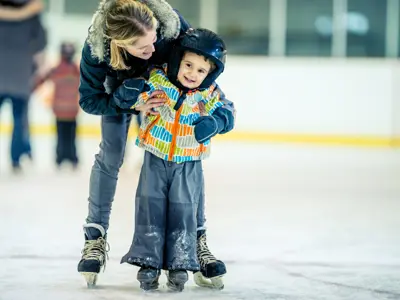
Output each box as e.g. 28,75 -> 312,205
132,66 -> 223,163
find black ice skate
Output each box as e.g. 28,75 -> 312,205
137,266 -> 161,291
77,223 -> 109,288
166,270 -> 188,292
194,232 -> 226,289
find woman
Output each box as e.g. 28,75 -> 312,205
78,0 -> 235,289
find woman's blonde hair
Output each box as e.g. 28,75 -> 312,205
104,0 -> 158,70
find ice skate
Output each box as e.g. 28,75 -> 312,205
194,232 -> 226,289
166,270 -> 188,292
137,266 -> 160,291
77,223 -> 109,288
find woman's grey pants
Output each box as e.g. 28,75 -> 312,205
121,151 -> 201,271
85,114 -> 206,234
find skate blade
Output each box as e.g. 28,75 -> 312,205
165,271 -> 188,292
166,280 -> 185,292
140,281 -> 159,291
81,272 -> 98,288
138,276 -> 160,291
194,272 -> 224,290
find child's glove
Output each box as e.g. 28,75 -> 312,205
193,107 -> 235,144
193,115 -> 224,144
113,78 -> 151,109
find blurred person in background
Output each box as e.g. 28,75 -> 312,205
33,42 -> 80,170
77,0 -> 234,289
0,0 -> 47,172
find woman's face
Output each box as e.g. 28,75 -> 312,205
122,29 -> 157,60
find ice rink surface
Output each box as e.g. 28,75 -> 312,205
1,135 -> 400,300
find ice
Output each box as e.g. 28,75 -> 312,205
1,135 -> 400,299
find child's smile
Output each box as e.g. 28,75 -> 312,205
177,52 -> 211,89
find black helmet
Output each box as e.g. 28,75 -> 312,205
167,28 -> 227,90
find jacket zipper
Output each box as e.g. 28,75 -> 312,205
168,104 -> 183,161
168,92 -> 187,161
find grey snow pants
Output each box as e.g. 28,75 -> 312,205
121,151 -> 202,271
85,114 -> 207,234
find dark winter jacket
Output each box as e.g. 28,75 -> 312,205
78,0 -> 235,132
0,13 -> 46,98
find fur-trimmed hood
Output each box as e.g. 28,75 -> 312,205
87,0 -> 181,62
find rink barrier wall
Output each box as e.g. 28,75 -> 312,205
0,124 -> 399,147
1,57 -> 399,148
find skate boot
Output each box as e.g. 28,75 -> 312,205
137,266 -> 161,291
194,231 -> 226,289
166,270 -> 188,292
77,223 -> 109,288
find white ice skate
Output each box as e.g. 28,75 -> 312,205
194,271 -> 224,289
194,233 -> 226,289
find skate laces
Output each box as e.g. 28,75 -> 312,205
197,234 -> 217,268
81,237 -> 110,271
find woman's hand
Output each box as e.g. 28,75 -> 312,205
0,0 -> 44,21
135,90 -> 166,115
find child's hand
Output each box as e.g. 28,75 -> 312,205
193,116 -> 221,144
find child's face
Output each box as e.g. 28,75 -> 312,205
177,52 -> 211,89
